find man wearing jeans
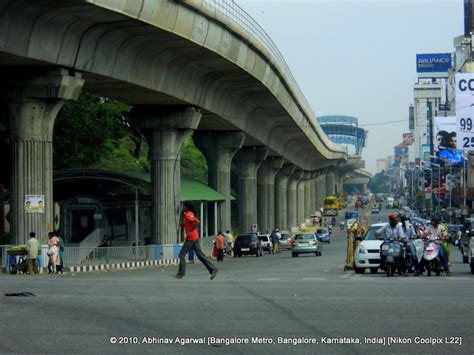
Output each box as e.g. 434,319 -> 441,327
175,202 -> 218,280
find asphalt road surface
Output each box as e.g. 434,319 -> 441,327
1,208 -> 473,354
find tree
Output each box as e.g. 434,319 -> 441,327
53,93 -> 131,170
368,171 -> 391,193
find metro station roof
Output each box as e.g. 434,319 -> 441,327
0,169 -> 228,203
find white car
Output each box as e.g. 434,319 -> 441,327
258,234 -> 273,254
353,223 -> 385,274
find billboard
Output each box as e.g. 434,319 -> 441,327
456,72 -> 474,151
403,133 -> 413,145
434,116 -> 465,166
416,53 -> 451,78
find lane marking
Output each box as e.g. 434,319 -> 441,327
302,277 -> 328,281
257,278 -> 281,281
340,273 -> 351,279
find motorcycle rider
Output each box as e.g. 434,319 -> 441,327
376,213 -> 406,274
400,215 -> 421,276
340,221 -> 345,230
425,217 -> 452,276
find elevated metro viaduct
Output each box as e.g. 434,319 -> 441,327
0,0 -> 362,245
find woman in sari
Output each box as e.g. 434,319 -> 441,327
47,232 -> 60,274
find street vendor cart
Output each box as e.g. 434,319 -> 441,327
7,246 -> 28,274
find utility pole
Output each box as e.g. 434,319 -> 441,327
428,101 -> 435,214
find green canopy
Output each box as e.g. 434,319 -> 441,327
180,176 -> 226,202
0,169 -> 232,204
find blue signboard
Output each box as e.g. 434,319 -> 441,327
416,53 -> 452,73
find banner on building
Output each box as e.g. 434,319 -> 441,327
416,53 -> 452,78
435,116 -> 464,166
456,72 -> 474,152
25,195 -> 45,213
403,133 -> 414,145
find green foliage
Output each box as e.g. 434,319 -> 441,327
53,93 -> 131,170
92,137 -> 149,173
180,137 -> 207,183
368,171 -> 391,193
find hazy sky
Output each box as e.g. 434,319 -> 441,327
237,0 -> 464,173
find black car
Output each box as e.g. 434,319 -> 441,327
233,234 -> 263,257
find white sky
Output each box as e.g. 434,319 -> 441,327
237,0 -> 464,173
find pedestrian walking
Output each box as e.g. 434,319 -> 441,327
275,229 -> 282,253
98,236 -> 110,264
175,202 -> 218,280
215,231 -> 225,262
270,230 -> 279,254
26,232 -> 40,274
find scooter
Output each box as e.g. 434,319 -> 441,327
469,236 -> 474,274
421,237 -> 444,276
380,237 -> 404,277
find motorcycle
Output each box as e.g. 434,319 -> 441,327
421,236 -> 444,276
469,236 -> 474,274
380,237 -> 405,277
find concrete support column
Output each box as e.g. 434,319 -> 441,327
257,157 -> 284,233
287,170 -> 304,230
4,68 -> 84,244
316,175 -> 326,210
326,171 -> 336,196
297,172 -> 311,225
193,132 -> 244,233
274,165 -> 295,231
310,173 -> 319,215
304,176 -> 312,219
132,107 -> 201,244
234,148 -> 267,233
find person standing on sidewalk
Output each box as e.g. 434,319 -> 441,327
175,202 -> 218,280
26,232 -> 40,274
215,231 -> 226,262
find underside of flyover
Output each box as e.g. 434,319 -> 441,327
0,0 -> 346,169
0,0 -> 354,245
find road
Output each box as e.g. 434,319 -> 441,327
1,208 -> 473,354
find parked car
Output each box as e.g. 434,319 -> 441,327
258,234 -> 273,254
353,223 -> 385,274
279,232 -> 292,249
291,233 -> 322,257
315,228 -> 330,243
233,234 -> 263,257
371,206 -> 380,214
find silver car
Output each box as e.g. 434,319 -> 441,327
279,232 -> 292,249
291,233 -> 322,257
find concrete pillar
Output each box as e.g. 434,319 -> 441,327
193,132 -> 244,233
234,148 -> 267,233
304,176 -> 312,219
310,172 -> 319,215
316,174 -> 326,211
287,170 -> 304,230
132,107 -> 201,244
274,165 -> 295,231
297,172 -> 311,225
4,68 -> 84,244
326,171 -> 336,196
257,157 -> 284,233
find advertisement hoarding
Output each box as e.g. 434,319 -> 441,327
416,53 -> 452,78
434,116 -> 464,166
456,72 -> 474,151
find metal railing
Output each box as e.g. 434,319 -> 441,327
199,0 -> 314,121
63,246 -> 156,265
